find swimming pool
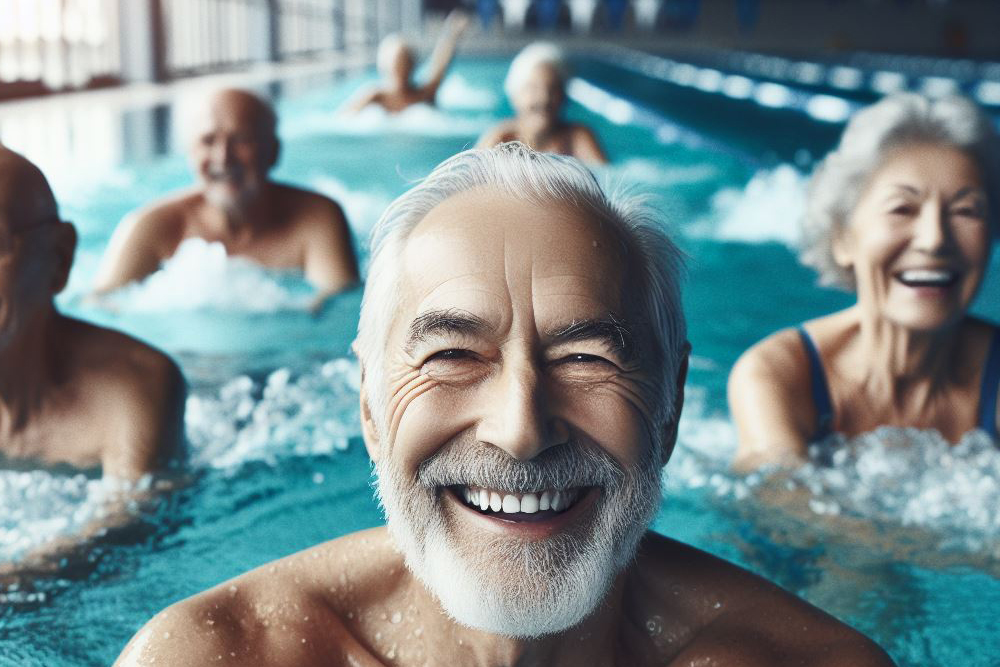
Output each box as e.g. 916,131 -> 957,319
1,54 -> 999,666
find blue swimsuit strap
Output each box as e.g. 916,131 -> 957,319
797,327 -> 834,442
978,328 -> 1000,440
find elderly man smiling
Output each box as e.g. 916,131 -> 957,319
115,144 -> 893,666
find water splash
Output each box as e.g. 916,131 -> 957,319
1,358 -> 362,562
186,358 -> 362,469
699,164 -> 807,245
99,238 -> 313,313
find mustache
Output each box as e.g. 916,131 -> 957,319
417,437 -> 626,494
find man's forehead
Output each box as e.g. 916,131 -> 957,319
396,189 -> 629,327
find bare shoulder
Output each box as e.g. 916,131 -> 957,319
274,183 -> 347,229
61,316 -> 182,392
122,190 -> 198,240
730,326 -> 810,388
635,533 -> 895,666
115,528 -> 401,667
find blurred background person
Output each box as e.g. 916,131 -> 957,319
92,88 -> 359,306
477,42 -> 607,164
0,146 -> 185,579
344,9 -> 470,113
729,93 -> 1000,470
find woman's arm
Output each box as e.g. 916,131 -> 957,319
728,330 -> 816,471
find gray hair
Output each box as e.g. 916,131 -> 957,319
355,142 -> 687,440
504,42 -> 568,101
377,34 -> 411,75
802,92 -> 1000,290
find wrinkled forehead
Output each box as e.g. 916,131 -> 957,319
0,153 -> 57,231
396,189 -> 630,328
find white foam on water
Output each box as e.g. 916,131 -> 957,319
100,238 -> 312,313
186,358 -> 362,469
669,395 -> 1000,552
288,99 -> 493,139
698,164 -> 806,245
1,359 -> 362,563
0,473 -> 149,562
436,73 -> 500,111
603,157 -> 720,188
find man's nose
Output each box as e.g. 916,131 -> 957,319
475,361 -> 567,461
912,201 -> 951,253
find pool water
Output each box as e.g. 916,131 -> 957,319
1,55 -> 999,666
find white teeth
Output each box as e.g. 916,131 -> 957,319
551,491 -> 564,512
520,493 -> 539,514
459,486 -> 579,514
539,491 -> 552,511
899,269 -> 954,284
502,494 -> 520,513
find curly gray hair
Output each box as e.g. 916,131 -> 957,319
801,92 -> 1000,290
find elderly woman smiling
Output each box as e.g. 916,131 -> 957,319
729,93 -> 1000,469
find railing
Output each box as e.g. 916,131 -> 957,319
0,0 -> 122,93
0,0 -> 405,97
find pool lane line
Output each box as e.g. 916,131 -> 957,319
591,45 -> 1000,115
588,46 -> 862,128
566,76 -> 764,168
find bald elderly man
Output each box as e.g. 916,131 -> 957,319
115,145 -> 893,666
0,147 -> 183,479
93,88 -> 358,300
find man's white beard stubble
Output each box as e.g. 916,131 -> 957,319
375,438 -> 664,639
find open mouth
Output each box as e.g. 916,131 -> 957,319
895,268 -> 960,289
449,485 -> 587,523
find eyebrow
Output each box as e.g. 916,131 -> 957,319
547,314 -> 639,363
404,308 -> 493,353
888,184 -> 986,203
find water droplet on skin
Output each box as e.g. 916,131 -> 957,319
390,611 -> 402,624
268,566 -> 276,574
413,627 -> 423,637
206,619 -> 215,626
713,601 -> 722,609
386,646 -> 397,660
228,585 -> 237,594
163,632 -> 171,639
375,631 -> 382,641
301,638 -> 307,644
347,612 -> 354,619
645,616 -> 663,637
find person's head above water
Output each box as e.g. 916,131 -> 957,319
186,88 -> 280,210
355,142 -> 687,636
376,34 -> 415,87
802,92 -> 1000,293
0,148 -> 76,348
504,42 -> 568,128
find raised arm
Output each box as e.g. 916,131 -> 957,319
727,329 -> 815,471
419,9 -> 471,99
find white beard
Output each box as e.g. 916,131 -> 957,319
375,442 -> 663,638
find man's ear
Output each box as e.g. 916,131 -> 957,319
358,364 -> 381,462
51,221 -> 77,294
267,137 -> 281,170
660,345 -> 690,466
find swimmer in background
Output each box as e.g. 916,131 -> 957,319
0,147 -> 185,578
92,88 -> 359,308
729,93 -> 1000,470
344,9 -> 471,114
477,42 -> 608,164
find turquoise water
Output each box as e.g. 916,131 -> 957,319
1,56 -> 999,665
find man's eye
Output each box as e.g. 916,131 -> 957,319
426,349 -> 472,362
888,204 -> 916,216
